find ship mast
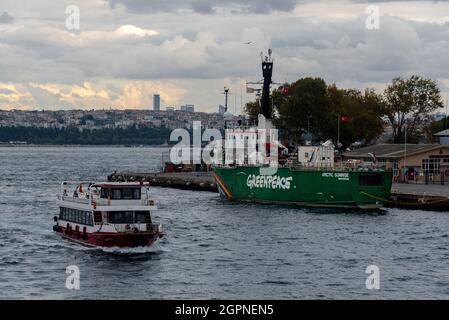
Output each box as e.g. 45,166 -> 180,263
260,49 -> 273,121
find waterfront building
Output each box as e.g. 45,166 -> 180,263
343,144 -> 449,183
434,129 -> 449,145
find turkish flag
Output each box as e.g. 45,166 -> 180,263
282,87 -> 290,95
340,115 -> 351,123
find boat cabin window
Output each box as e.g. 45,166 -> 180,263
100,187 -> 141,200
59,207 -> 93,226
358,174 -> 383,186
135,212 -> 152,223
108,211 -> 151,224
93,211 -> 102,223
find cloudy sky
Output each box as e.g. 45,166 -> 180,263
1,0 -> 449,113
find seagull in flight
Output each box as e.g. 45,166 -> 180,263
242,41 -> 252,45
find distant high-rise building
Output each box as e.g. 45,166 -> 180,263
153,94 -> 161,111
179,104 -> 194,112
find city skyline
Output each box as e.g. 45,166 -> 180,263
1,1 -> 449,113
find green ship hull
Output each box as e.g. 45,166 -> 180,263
213,166 -> 393,209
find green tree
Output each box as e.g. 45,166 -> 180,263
324,87 -> 386,148
276,77 -> 329,143
384,75 -> 443,143
242,77 -> 389,148
243,100 -> 260,124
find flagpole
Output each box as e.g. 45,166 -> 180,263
337,113 -> 340,149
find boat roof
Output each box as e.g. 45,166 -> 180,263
63,181 -> 148,188
93,182 -> 148,188
343,144 -> 448,159
435,129 -> 449,136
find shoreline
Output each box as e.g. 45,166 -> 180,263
0,144 -> 171,148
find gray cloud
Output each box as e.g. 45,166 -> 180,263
0,12 -> 14,24
2,0 -> 449,111
106,0 -> 449,14
107,0 -> 298,14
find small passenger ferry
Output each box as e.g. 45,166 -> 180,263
53,181 -> 163,248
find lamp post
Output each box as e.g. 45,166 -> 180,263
404,124 -> 407,183
223,87 -> 230,130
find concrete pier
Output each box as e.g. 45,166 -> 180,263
108,171 -> 217,192
108,171 -> 449,211
389,183 -> 449,211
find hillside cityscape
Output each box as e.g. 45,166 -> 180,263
1,75 -> 449,147
0,103 -> 242,145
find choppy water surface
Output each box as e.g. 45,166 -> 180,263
1,146 -> 449,299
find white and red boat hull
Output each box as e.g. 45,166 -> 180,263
54,225 -> 163,248
54,182 -> 164,249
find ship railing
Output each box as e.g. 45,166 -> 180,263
286,165 -> 388,172
146,223 -> 162,233
113,223 -> 161,233
59,181 -> 155,207
84,197 -> 155,206
59,195 -> 90,204
215,162 -> 389,172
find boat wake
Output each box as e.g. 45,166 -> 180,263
97,242 -> 169,255
24,236 -> 168,255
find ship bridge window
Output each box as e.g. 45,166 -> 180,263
100,187 -> 141,200
109,211 -> 134,224
100,188 -> 109,198
108,211 -> 151,224
358,174 -> 383,186
112,189 -> 122,199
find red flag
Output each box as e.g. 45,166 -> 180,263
340,115 -> 351,123
282,87 -> 290,95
